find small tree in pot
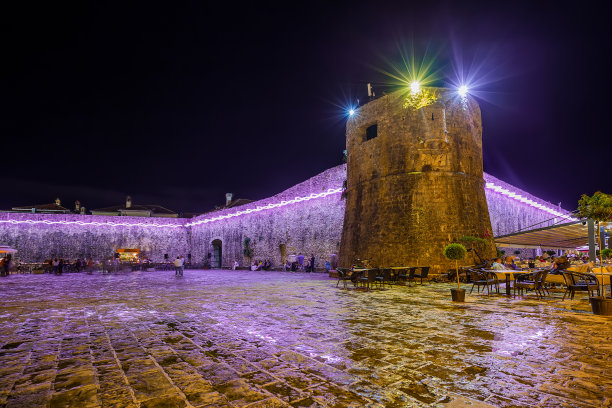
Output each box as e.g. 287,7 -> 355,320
577,191 -> 612,315
444,243 -> 467,302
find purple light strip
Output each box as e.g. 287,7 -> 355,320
0,187 -> 344,229
0,219 -> 184,228
485,182 -> 577,221
187,187 -> 343,227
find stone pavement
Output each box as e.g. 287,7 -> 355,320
0,270 -> 610,408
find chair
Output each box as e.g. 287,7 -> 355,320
375,268 -> 392,288
469,269 -> 492,294
514,271 -> 548,298
485,271 -> 501,294
562,271 -> 599,300
336,267 -> 352,289
413,266 -> 430,285
397,267 -> 416,285
358,268 -> 379,290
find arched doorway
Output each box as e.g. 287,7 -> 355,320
211,239 -> 222,269
279,244 -> 287,265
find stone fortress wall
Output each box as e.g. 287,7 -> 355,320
339,90 -> 497,268
0,213 -> 188,263
188,165 -> 346,267
0,164 -> 572,267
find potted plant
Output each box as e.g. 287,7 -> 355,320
443,243 -> 467,302
577,191 -> 612,315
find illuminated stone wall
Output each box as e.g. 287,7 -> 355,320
0,213 -> 188,262
0,163 -> 572,266
189,165 -> 346,268
339,90 -> 497,269
484,173 -> 573,237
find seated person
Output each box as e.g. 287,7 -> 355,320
551,256 -> 570,273
504,256 -> 517,270
490,258 -> 505,270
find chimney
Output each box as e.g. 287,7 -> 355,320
225,193 -> 233,206
55,197 -> 61,206
126,195 -> 132,209
75,200 -> 81,212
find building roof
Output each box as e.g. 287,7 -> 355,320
92,204 -> 177,214
225,198 -> 253,209
494,221 -> 609,249
11,203 -> 72,213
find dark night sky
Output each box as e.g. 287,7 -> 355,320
2,1 -> 610,214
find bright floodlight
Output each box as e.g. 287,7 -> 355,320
348,109 -> 355,117
410,81 -> 420,94
458,85 -> 469,97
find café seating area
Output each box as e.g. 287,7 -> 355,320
336,265 -> 431,291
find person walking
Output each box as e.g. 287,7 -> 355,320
1,255 -> 11,277
174,256 -> 181,276
52,258 -> 59,275
179,256 -> 184,276
310,254 -> 315,272
297,253 -> 305,271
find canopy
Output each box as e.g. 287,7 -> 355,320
495,221 -> 591,250
0,246 -> 18,254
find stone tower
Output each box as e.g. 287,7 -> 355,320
339,88 -> 496,268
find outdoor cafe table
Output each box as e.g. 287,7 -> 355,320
488,270 -> 518,296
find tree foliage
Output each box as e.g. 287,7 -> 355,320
443,243 -> 467,261
577,191 -> 612,222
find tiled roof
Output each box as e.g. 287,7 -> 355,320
92,204 -> 177,215
12,203 -> 71,212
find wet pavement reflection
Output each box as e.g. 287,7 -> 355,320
0,270 -> 610,407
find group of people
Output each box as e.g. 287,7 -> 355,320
250,259 -> 272,271
283,253 -> 316,272
489,253 -> 595,274
48,258 -> 95,274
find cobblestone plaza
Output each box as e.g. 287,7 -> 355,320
0,271 -> 610,407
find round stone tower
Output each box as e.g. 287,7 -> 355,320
339,88 -> 496,269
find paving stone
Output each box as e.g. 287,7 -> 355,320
139,393 -> 187,408
0,270 -> 610,408
48,384 -> 99,408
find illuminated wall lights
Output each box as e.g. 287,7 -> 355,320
484,182 -> 577,221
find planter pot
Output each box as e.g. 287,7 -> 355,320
451,288 -> 466,302
590,296 -> 612,316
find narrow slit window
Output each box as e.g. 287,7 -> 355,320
365,124 -> 378,141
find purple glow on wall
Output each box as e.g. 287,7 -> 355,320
186,187 -> 343,227
0,218 -> 184,228
484,181 -> 577,221
0,187 -> 344,230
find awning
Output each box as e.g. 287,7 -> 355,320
0,246 -> 18,254
495,221 -> 592,250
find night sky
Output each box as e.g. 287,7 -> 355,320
2,1 -> 610,215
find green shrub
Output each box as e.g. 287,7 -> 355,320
443,243 -> 467,261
